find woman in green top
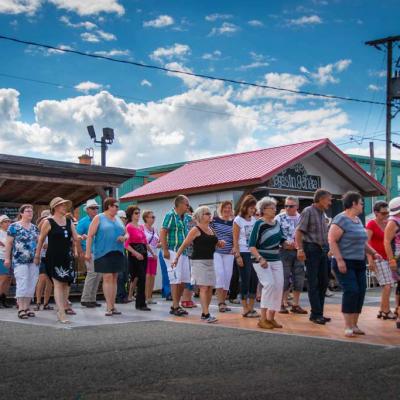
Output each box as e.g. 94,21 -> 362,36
249,197 -> 287,330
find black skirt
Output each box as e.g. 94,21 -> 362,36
94,251 -> 124,273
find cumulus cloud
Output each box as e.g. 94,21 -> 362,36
81,29 -> 116,42
209,22 -> 240,36
49,0 -> 124,16
248,20 -> 264,27
60,15 -> 97,30
287,15 -> 322,27
143,15 -> 174,28
205,13 -> 232,22
25,43 -> 73,56
150,43 -> 191,62
141,79 -> 152,87
74,81 -> 104,93
368,84 -> 383,91
202,50 -> 222,60
0,0 -> 41,15
237,52 -> 270,70
300,59 -> 351,85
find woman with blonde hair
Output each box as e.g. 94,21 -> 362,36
172,206 -> 225,323
212,201 -> 234,312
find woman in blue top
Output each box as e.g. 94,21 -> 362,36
249,197 -> 287,330
86,197 -> 126,317
329,191 -> 382,337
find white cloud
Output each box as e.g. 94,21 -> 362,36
202,50 -> 222,60
150,43 -> 191,62
287,15 -> 322,27
81,30 -> 116,42
141,79 -> 152,87
236,72 -> 308,103
300,59 -> 351,85
209,22 -> 239,36
74,81 -> 104,93
25,43 -> 73,56
205,13 -> 232,22
368,70 -> 386,78
248,20 -> 264,27
0,0 -> 41,15
47,44 -> 73,55
93,49 -> 130,57
60,15 -> 97,30
237,52 -> 269,70
368,84 -> 383,91
49,0 -> 124,16
143,15 -> 174,28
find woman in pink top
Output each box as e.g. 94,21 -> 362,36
125,205 -> 155,311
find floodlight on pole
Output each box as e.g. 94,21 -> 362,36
86,125 -> 115,166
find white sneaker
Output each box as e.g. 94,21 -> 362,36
205,315 -> 218,323
325,289 -> 334,297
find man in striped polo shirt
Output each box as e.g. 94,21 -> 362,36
160,195 -> 192,316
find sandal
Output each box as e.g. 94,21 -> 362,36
352,326 -> 366,335
18,310 -> 28,319
43,303 -> 54,310
105,310 -> 113,316
344,328 -> 356,338
65,308 -> 76,315
188,301 -> 197,308
219,303 -> 227,312
181,301 -> 192,309
33,303 -> 42,311
247,310 -> 260,318
111,308 -> 121,315
377,310 -> 396,320
56,311 -> 70,324
223,303 -> 231,312
25,309 -> 36,317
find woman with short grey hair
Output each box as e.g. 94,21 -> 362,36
249,197 -> 287,329
172,206 -> 225,323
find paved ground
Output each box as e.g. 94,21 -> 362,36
0,289 -> 399,399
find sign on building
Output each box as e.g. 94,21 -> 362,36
268,163 -> 321,192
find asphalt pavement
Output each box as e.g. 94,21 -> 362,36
1,318 -> 399,400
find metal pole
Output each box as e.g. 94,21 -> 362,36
385,41 -> 393,201
369,141 -> 376,210
101,137 -> 107,167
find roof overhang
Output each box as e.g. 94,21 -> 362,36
0,153 -> 135,207
121,139 -> 386,202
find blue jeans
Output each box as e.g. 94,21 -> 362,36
159,252 -> 171,298
332,259 -> 366,314
239,252 -> 258,299
304,242 -> 329,318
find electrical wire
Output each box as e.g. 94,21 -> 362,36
0,34 -> 389,107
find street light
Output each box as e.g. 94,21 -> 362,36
87,125 -> 115,166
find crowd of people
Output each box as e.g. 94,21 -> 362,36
0,189 -> 399,336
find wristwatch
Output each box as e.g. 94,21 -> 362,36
256,256 -> 263,262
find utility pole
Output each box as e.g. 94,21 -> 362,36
366,35 -> 400,201
369,141 -> 376,209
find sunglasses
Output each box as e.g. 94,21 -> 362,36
148,216 -> 155,219
111,204 -> 119,209
285,205 -> 296,208
379,211 -> 389,215
88,207 -> 99,210
204,212 -> 212,216
134,211 -> 140,215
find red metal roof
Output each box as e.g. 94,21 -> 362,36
121,138 -> 385,201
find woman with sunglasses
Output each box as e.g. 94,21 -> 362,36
35,198 -> 81,323
125,205 -> 155,311
141,210 -> 160,305
366,201 -> 396,320
172,206 -> 225,323
4,205 -> 39,319
86,197 -> 126,316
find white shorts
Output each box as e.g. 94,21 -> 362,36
14,263 -> 39,298
213,253 -> 234,290
165,251 -> 191,285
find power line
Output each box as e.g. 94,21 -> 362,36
0,34 -> 389,107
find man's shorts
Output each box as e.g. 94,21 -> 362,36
164,250 -> 191,284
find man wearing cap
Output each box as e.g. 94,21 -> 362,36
78,199 -> 102,308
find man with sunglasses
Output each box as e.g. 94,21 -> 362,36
78,199 -> 102,308
160,195 -> 192,316
275,196 -> 307,315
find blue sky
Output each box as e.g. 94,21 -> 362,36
0,0 -> 398,168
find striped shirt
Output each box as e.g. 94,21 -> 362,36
249,219 -> 285,261
211,217 -> 233,255
162,209 -> 192,253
